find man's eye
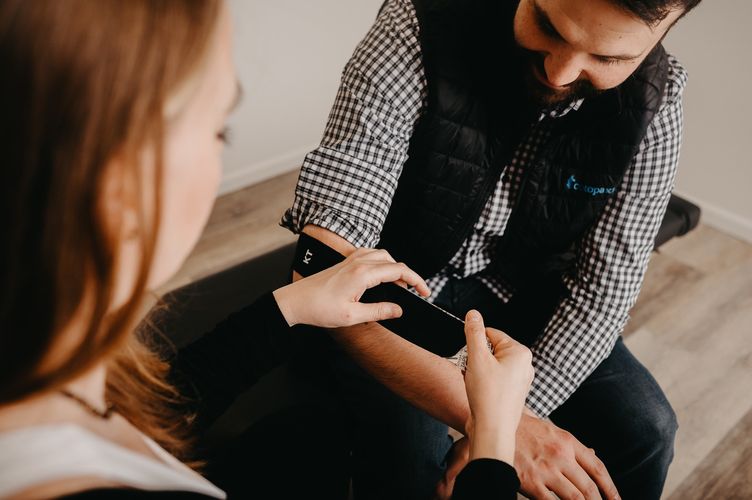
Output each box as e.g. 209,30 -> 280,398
596,57 -> 622,66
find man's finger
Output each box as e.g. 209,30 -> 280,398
442,437 -> 471,496
576,446 -> 620,500
562,463 -> 603,500
547,472 -> 588,500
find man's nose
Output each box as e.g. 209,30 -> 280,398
543,52 -> 583,87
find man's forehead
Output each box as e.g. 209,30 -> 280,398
538,0 -> 672,56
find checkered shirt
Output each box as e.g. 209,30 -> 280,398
281,0 -> 688,418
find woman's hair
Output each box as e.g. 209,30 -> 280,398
0,0 -> 220,462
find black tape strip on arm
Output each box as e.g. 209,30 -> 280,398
292,233 -> 466,358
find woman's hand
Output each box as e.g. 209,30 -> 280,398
463,310 -> 534,465
272,248 -> 430,328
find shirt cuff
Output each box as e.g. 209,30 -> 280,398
524,356 -> 578,417
281,198 -> 381,249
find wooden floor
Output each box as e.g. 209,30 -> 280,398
165,171 -> 752,499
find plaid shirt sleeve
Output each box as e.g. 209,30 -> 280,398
526,56 -> 689,418
280,0 -> 427,248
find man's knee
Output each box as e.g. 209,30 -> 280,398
638,396 -> 678,463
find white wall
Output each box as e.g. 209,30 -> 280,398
665,2 -> 752,242
221,0 -> 383,194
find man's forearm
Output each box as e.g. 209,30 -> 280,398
298,224 -> 471,432
331,320 -> 470,432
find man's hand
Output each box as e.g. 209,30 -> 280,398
434,437 -> 470,500
515,412 -> 620,500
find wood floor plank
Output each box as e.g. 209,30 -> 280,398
668,406 -> 752,500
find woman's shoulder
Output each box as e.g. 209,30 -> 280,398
0,424 -> 224,499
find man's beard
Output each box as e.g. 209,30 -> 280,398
513,43 -> 604,110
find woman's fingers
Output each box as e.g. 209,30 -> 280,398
464,310 -> 488,358
394,279 -> 409,290
485,327 -> 514,351
348,249 -> 431,297
358,262 -> 431,297
484,326 -> 504,342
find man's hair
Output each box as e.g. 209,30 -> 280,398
611,0 -> 702,26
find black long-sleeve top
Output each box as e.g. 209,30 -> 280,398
61,292 -> 519,499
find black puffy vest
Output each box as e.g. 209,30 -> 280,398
376,0 -> 669,345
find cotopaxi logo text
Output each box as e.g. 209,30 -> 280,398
565,175 -> 617,197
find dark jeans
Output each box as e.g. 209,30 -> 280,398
204,404 -> 351,499
327,276 -> 677,500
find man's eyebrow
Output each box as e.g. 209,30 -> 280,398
532,0 -> 644,61
227,80 -> 243,113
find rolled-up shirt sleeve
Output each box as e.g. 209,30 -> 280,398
525,57 -> 688,417
281,0 -> 427,248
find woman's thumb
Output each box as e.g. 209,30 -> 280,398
464,310 -> 486,355
357,301 -> 403,324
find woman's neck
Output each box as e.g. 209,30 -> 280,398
0,363 -> 109,431
62,363 -> 109,413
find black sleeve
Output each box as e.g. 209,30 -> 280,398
168,291 -> 298,430
452,458 -> 520,500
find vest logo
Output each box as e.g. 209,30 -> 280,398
565,175 -> 616,197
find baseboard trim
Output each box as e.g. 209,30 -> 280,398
674,190 -> 752,244
219,146 -> 313,195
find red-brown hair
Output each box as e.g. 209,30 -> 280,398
0,0 -> 221,462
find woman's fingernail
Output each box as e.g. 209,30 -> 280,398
467,310 -> 481,322
392,306 -> 403,317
